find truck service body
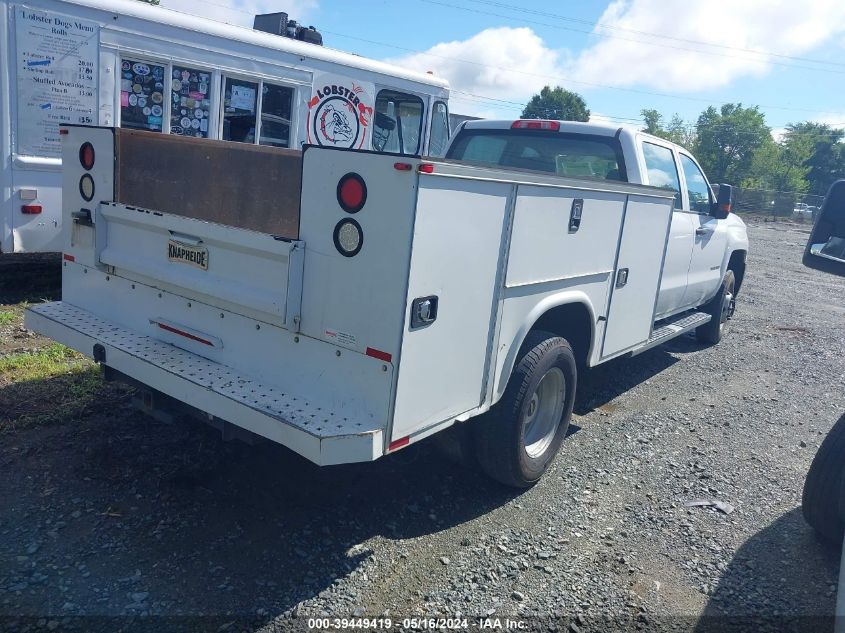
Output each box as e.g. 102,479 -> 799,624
0,0 -> 451,254
26,119 -> 748,487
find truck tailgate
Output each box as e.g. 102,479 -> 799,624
94,202 -> 303,327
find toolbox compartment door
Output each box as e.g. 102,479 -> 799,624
601,194 -> 673,357
391,177 -> 511,441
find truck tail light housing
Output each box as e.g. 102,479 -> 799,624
333,218 -> 363,257
511,120 -> 561,131
21,204 -> 43,214
79,173 -> 95,202
337,173 -> 367,213
79,142 -> 95,170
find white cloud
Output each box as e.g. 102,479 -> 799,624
159,0 -> 317,28
813,113 -> 845,128
588,112 -> 613,124
569,0 -> 845,91
388,27 -> 565,117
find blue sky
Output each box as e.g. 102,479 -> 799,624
161,0 -> 845,134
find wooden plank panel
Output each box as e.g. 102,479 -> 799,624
115,129 -> 301,238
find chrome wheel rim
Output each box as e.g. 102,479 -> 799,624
523,367 -> 566,459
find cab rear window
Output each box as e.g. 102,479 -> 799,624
446,129 -> 626,181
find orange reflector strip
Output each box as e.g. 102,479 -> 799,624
63,253 -> 75,262
156,322 -> 214,346
366,347 -> 392,362
418,163 -> 435,174
388,436 -> 410,451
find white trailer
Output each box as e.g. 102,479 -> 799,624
0,0 -> 451,255
27,124 -> 736,487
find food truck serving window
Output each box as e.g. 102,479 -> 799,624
259,83 -> 294,148
171,66 -> 212,138
223,77 -> 294,148
373,90 -> 424,156
120,59 -> 166,132
223,78 -> 258,144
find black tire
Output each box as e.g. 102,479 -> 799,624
696,269 -> 736,344
474,330 -> 576,488
802,412 -> 845,546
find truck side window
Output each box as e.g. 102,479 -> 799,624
429,101 -> 450,157
170,66 -> 212,138
642,142 -> 682,209
373,90 -> 424,155
259,83 -> 294,148
680,154 -> 712,214
120,59 -> 166,132
222,78 -> 258,144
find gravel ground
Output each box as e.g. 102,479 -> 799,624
1,219 -> 844,633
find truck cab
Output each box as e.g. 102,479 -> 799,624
446,120 -> 749,325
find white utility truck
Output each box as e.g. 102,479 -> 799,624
26,119 -> 748,487
1,0 -> 451,255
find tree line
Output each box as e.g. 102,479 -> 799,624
522,86 -> 845,213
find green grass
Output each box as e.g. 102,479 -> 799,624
0,311 -> 17,326
0,343 -> 91,382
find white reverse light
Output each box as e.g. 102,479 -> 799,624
333,218 -> 363,257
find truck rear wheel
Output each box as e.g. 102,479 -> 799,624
696,269 -> 736,344
803,412 -> 845,546
474,331 -> 576,488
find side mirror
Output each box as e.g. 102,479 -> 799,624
804,179 -> 845,277
711,183 -> 732,220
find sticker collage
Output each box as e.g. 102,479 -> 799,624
120,60 -> 211,137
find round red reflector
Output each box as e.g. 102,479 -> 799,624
337,173 -> 367,213
79,142 -> 95,170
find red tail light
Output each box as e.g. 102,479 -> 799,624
79,142 -> 95,170
418,163 -> 435,174
337,173 -> 367,213
511,120 -> 561,131
21,204 -> 42,214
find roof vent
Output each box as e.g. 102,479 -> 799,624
253,12 -> 323,46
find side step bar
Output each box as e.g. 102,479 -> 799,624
631,311 -> 711,356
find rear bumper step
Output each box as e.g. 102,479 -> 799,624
25,302 -> 384,465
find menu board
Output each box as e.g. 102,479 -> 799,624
120,59 -> 165,132
170,66 -> 211,138
15,7 -> 99,158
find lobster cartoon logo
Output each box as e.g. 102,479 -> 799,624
319,103 -> 354,144
307,75 -> 374,149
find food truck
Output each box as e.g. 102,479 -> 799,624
0,0 -> 451,254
